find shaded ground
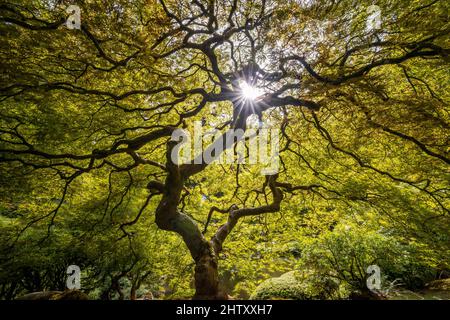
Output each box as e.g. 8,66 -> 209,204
388,279 -> 450,300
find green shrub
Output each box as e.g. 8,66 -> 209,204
300,225 -> 441,295
250,270 -> 339,300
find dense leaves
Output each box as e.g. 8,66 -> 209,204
0,0 -> 449,299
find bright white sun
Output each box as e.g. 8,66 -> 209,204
239,81 -> 263,100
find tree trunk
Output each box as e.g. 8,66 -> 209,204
193,244 -> 222,300
156,212 -> 224,299
130,287 -> 137,300
154,141 -> 232,300
155,202 -> 224,299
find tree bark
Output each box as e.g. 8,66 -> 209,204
130,287 -> 137,300
155,208 -> 223,299
153,141 -> 228,299
192,241 -> 222,300
153,110 -> 252,300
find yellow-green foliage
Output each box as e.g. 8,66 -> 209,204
251,270 -> 339,300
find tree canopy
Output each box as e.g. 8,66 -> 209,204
0,0 -> 449,300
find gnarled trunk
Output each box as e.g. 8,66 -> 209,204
156,209 -> 224,299
154,135 -> 266,299
130,287 -> 137,300
193,243 -> 222,300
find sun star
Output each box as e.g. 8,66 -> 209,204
239,81 -> 263,101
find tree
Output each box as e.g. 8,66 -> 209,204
0,0 -> 448,299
